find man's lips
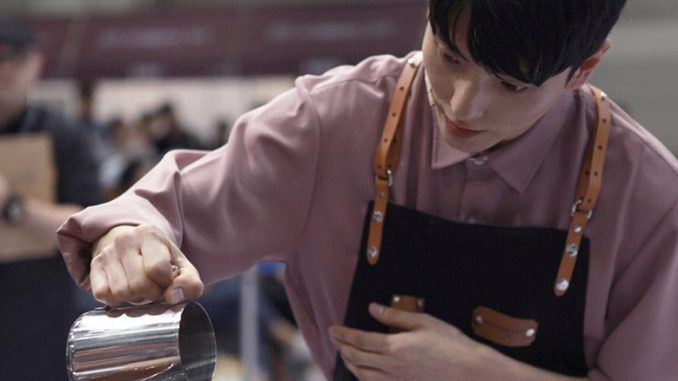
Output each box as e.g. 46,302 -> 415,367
446,119 -> 482,139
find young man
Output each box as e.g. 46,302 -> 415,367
0,18 -> 102,380
58,1 -> 677,380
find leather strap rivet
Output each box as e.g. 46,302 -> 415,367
407,58 -> 416,67
417,298 -> 425,308
372,211 -> 383,223
573,225 -> 582,234
378,191 -> 385,199
556,279 -> 570,292
474,315 -> 484,324
392,295 -> 400,303
367,246 -> 378,260
566,243 -> 578,257
525,328 -> 536,338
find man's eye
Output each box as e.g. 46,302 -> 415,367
441,52 -> 461,65
501,81 -> 528,93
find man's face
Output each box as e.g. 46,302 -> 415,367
421,10 -> 577,154
0,47 -> 41,112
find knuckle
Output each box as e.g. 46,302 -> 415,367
146,260 -> 169,279
127,278 -> 148,295
91,287 -> 109,303
97,246 -> 118,263
91,253 -> 106,268
113,230 -> 136,248
99,244 -> 115,256
385,336 -> 401,354
108,282 -> 131,301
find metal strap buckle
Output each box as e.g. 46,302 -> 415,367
375,168 -> 394,187
570,199 -> 593,220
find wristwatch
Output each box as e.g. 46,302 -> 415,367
2,194 -> 26,224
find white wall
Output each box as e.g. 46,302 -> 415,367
592,17 -> 678,154
91,77 -> 293,143
34,76 -> 294,144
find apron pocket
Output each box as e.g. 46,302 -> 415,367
471,306 -> 538,347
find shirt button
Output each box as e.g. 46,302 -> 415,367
467,154 -> 488,166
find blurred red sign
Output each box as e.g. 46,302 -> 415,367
29,2 -> 425,79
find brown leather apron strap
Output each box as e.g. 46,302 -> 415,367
366,53 -> 423,265
553,85 -> 612,296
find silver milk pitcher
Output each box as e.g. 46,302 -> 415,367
66,302 -> 216,381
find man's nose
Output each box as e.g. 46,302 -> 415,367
449,76 -> 487,121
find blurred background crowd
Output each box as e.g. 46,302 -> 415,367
0,0 -> 676,380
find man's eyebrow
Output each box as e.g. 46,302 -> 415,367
490,71 -> 534,87
445,43 -> 471,62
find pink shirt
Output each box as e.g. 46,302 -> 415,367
58,53 -> 678,381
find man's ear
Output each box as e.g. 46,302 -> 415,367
566,39 -> 612,90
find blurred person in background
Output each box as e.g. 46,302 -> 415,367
212,117 -> 234,147
98,116 -> 156,200
57,1 -> 678,380
0,18 -> 102,380
151,101 -> 204,154
76,81 -> 116,173
77,81 -> 106,138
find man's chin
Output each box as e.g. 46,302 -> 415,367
440,131 -> 493,155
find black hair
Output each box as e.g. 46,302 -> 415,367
0,18 -> 37,51
428,0 -> 627,86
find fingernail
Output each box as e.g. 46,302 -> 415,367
369,303 -> 385,315
169,287 -> 184,305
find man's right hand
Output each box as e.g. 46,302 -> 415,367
90,224 -> 204,306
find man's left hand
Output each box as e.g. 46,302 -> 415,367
329,303 -> 490,381
330,303 -> 589,381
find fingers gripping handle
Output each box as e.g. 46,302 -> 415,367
167,264 -> 184,305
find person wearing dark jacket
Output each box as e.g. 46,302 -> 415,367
0,18 -> 102,380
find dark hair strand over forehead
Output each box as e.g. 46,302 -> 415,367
428,0 -> 627,86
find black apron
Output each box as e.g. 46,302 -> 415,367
334,55 -> 612,380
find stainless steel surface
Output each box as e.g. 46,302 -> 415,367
67,302 -> 216,381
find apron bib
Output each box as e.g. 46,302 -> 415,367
334,54 -> 612,380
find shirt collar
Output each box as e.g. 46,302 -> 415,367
431,89 -> 576,194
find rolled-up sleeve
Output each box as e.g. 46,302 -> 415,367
57,77 -> 321,289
